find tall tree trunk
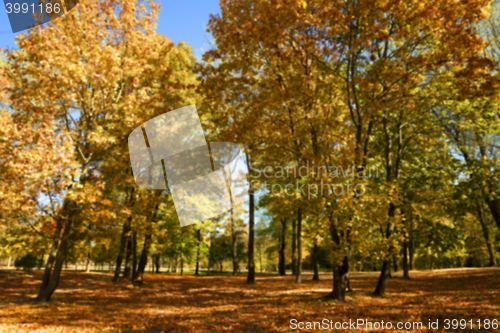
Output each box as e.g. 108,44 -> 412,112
402,210 -> 410,279
155,254 -> 160,273
295,209 -> 302,284
403,240 -> 410,279
131,230 -> 137,280
393,255 -> 398,273
231,209 -> 238,276
195,229 -> 201,276
477,200 -> 498,267
279,217 -> 287,276
208,232 -> 213,276
312,237 -> 319,281
329,216 -> 351,301
39,218 -> 63,293
112,219 -> 130,282
123,233 -> 132,278
36,199 -> 76,302
132,193 -> 161,284
247,189 -> 256,284
374,203 -> 396,296
259,247 -> 263,273
330,255 -> 349,301
85,251 -> 91,273
7,256 -> 11,269
409,235 -> 415,270
133,233 -> 152,285
180,247 -> 184,276
291,217 -> 297,275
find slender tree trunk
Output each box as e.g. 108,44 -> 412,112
132,193 -> 161,284
374,204 -> 396,296
403,241 -> 410,279
477,201 -> 498,267
195,229 -> 201,276
279,217 -> 287,276
409,236 -> 415,270
85,251 -> 91,273
295,209 -> 302,284
291,217 -> 297,275
123,233 -> 132,278
247,189 -> 256,284
7,256 -> 11,269
208,232 -> 213,276
312,238 -> 319,281
133,233 -> 152,285
155,254 -> 160,273
131,230 -> 137,280
231,209 -> 238,276
393,255 -> 398,273
402,210 -> 410,279
180,247 -> 184,276
112,219 -> 130,282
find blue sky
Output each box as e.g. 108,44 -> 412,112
0,0 -> 221,57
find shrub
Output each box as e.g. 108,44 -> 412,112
14,254 -> 41,271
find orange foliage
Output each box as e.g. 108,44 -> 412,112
0,268 -> 499,332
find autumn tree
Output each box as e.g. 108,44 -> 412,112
1,0 -> 197,301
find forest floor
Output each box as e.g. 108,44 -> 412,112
0,268 -> 499,332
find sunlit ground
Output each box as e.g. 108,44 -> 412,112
0,268 -> 499,332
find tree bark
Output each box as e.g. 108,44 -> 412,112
153,254 -> 159,273
180,247 -> 184,276
329,216 -> 351,301
36,202 -> 76,302
36,198 -> 77,302
195,229 -> 202,276
7,256 -> 11,269
312,238 -> 319,281
403,240 -> 410,279
85,251 -> 91,273
133,233 -> 152,285
231,209 -> 238,276
291,217 -> 297,275
409,235 -> 415,270
295,209 -> 302,284
132,192 -> 161,284
112,219 -> 130,282
393,255 -> 398,273
247,189 -> 256,284
329,255 -> 349,301
123,233 -> 132,278
279,217 -> 287,276
131,230 -> 137,280
374,203 -> 396,296
208,232 -> 213,276
402,210 -> 410,279
477,200 -> 498,267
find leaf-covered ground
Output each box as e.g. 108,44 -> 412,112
0,268 -> 499,332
